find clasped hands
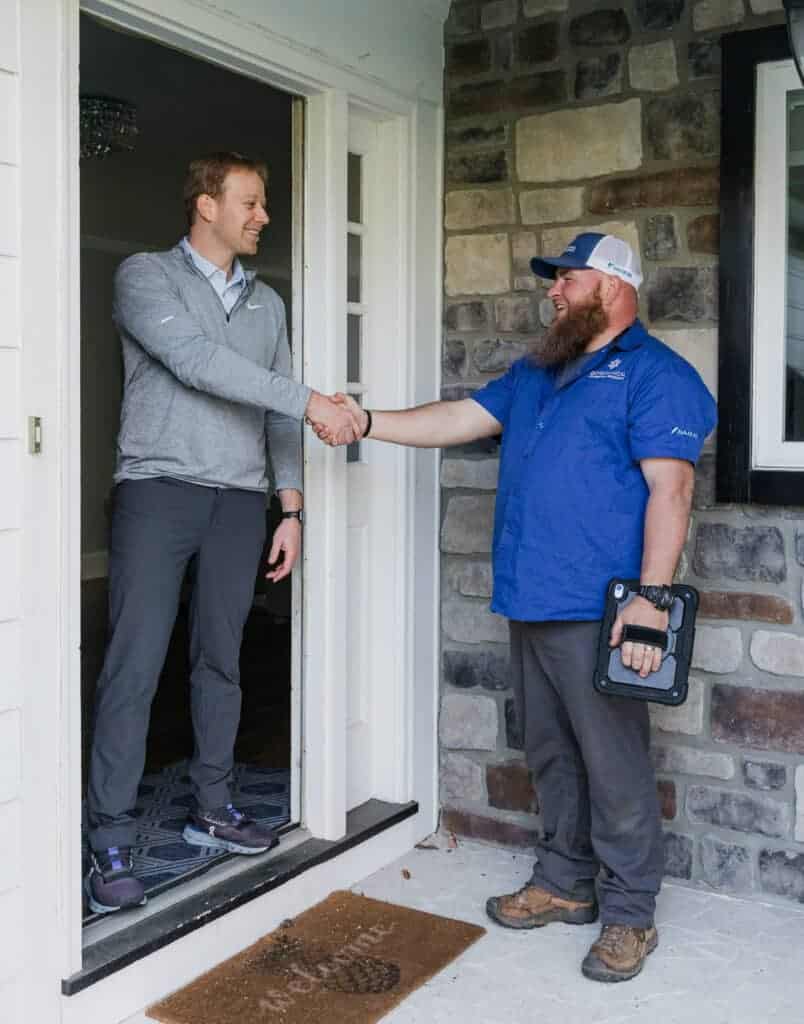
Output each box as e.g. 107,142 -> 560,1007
305,391 -> 366,446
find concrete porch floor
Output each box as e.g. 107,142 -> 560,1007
129,835 -> 804,1024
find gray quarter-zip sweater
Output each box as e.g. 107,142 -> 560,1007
112,244 -> 311,493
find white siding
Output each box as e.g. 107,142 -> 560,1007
0,622 -> 22,712
0,887 -> 25,985
0,0 -> 22,1019
0,165 -> 19,257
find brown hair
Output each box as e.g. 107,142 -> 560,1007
183,152 -> 268,229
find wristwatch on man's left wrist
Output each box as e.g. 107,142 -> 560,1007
638,583 -> 674,611
281,509 -> 303,523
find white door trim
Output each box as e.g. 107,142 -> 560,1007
301,86 -> 349,839
21,2 -> 442,1016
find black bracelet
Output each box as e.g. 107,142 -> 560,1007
363,409 -> 373,439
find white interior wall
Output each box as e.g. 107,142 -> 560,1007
0,0 -> 23,1018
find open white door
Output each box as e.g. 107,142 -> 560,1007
345,113 -> 377,811
344,111 -> 407,810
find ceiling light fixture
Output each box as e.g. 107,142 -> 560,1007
785,0 -> 804,85
79,95 -> 138,160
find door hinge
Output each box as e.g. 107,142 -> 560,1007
28,416 -> 42,455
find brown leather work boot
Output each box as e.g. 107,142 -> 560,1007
485,883 -> 598,930
581,923 -> 659,982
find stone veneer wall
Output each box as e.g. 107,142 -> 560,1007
437,0 -> 804,904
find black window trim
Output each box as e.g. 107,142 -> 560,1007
718,23 -> 804,505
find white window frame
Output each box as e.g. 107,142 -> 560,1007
753,59 -> 804,469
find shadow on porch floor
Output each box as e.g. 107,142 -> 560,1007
127,836 -> 804,1024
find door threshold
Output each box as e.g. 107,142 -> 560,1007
62,798 -> 417,996
82,817 -> 300,932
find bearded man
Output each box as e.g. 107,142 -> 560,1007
316,233 -> 717,983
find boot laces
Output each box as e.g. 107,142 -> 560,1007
597,924 -> 640,955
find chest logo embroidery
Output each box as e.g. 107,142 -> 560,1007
607,358 -> 622,369
247,302 -> 264,311
588,369 -> 625,381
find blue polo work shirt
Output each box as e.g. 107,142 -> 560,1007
471,319 -> 717,622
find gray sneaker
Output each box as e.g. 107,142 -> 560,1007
85,846 -> 146,914
183,804 -> 279,855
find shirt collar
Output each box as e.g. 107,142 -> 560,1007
180,237 -> 245,287
547,319 -> 645,390
610,318 -> 647,351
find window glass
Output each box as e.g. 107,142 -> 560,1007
347,233 -> 361,304
348,152 -> 362,224
786,92 -> 804,440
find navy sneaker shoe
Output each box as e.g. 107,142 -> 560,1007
85,846 -> 146,915
182,804 -> 280,855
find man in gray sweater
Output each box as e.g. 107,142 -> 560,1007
85,152 -> 358,914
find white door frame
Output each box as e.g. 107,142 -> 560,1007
20,0 -> 442,1006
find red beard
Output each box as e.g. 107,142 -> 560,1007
531,286 -> 609,368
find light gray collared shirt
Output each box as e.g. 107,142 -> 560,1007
180,236 -> 246,315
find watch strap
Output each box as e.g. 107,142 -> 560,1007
638,584 -> 674,610
621,624 -> 668,650
280,510 -> 303,521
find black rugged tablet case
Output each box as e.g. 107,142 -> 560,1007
593,578 -> 699,706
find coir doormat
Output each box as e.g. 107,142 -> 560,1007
149,890 -> 485,1024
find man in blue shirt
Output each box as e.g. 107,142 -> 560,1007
320,233 -> 717,983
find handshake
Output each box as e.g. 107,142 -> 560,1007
305,392 -> 368,446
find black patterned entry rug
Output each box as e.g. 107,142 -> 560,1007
82,760 -> 290,923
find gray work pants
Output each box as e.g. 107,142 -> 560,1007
509,619 -> 664,927
87,477 -> 266,852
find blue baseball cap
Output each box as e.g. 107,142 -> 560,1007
530,232 -> 643,290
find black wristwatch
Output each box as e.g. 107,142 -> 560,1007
280,510 -> 303,523
638,584 -> 674,611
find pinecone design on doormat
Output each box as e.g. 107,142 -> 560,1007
248,933 -> 401,994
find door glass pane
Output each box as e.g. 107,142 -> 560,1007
347,233 -> 362,304
348,152 -> 362,224
786,90 -> 804,440
346,393 -> 362,463
347,314 -> 362,383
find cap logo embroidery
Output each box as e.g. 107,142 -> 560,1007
671,426 -> 699,439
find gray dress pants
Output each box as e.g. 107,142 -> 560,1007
87,477 -> 266,852
509,619 -> 664,927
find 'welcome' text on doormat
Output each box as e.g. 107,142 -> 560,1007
149,890 -> 485,1024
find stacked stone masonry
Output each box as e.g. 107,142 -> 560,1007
439,0 -> 804,906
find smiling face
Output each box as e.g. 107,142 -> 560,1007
532,268 -> 610,368
202,168 -> 270,259
547,267 -> 605,319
